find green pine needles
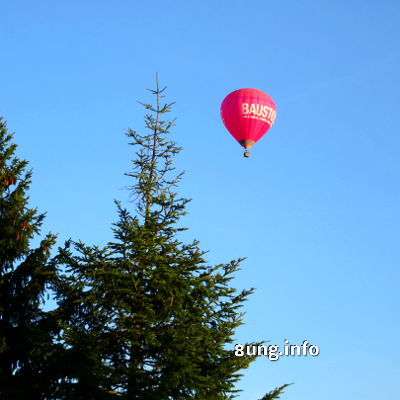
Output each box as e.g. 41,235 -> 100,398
125,76 -> 184,224
57,76 -> 261,399
0,77 -> 290,399
0,118 -> 57,399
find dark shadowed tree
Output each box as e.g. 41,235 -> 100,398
0,117 -> 59,400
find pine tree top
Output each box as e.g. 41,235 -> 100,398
123,75 -> 187,229
0,117 -> 52,268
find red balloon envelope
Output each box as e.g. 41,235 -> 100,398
220,88 -> 277,156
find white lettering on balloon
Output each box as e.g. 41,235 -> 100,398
242,103 -> 276,125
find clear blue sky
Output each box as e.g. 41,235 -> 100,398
1,1 -> 400,399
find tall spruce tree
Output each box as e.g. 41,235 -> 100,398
56,78 -> 289,399
0,118 -> 58,399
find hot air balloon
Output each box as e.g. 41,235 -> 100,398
220,88 -> 277,157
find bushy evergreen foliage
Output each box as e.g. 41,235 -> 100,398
0,117 -> 58,399
56,78 -> 288,399
0,78 -> 289,399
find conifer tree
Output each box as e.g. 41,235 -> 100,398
0,117 -> 58,399
56,77 -> 289,399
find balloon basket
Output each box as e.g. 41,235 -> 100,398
244,151 -> 250,158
